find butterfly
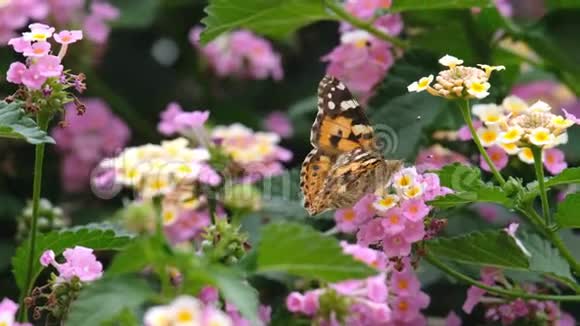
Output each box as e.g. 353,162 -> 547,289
300,75 -> 403,216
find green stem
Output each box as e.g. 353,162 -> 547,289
425,252 -> 580,302
547,230 -> 580,276
18,112 -> 51,322
531,146 -> 551,224
458,99 -> 506,186
324,0 -> 409,49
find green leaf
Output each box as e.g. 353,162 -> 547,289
546,0 -> 580,9
425,230 -> 530,269
435,163 -> 482,191
209,266 -> 259,324
107,236 -> 166,275
546,167 -> 580,187
555,193 -> 580,228
66,275 -> 154,326
12,227 -> 132,292
200,0 -> 335,44
520,232 -> 574,281
110,0 -> 160,28
0,101 -> 54,144
257,222 -> 376,282
428,185 -> 512,209
391,0 -> 491,11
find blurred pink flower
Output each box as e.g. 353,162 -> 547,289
323,31 -> 394,98
190,27 -> 283,80
35,54 -> 63,77
416,145 -> 470,172
263,111 -> 293,138
23,40 -> 50,57
41,246 -> 103,282
0,1 -> 48,43
6,62 -> 27,84
480,145 -> 508,172
446,311 -> 462,326
83,2 -> 119,44
457,120 -> 483,141
345,0 -> 392,20
512,80 -> 580,116
544,148 -> 567,175
52,98 -> 130,192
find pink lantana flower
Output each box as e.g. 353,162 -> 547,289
323,30 -> 394,98
383,233 -> 412,257
400,198 -> 430,222
543,148 -> 567,175
480,145 -> 508,172
40,246 -> 103,283
54,30 -> 83,44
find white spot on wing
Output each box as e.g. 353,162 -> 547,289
328,101 -> 336,110
337,82 -> 346,90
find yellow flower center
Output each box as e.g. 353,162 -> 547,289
398,175 -> 412,187
418,78 -> 430,88
521,148 -> 533,160
533,131 -> 550,142
481,130 -> 497,143
176,309 -> 194,322
389,214 -> 400,225
470,82 -> 486,93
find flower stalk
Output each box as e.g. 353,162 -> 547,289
531,146 -> 551,224
425,252 -> 580,302
458,99 -> 506,185
19,110 -> 51,321
324,0 -> 409,49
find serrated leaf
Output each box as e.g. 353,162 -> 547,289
0,101 -> 54,144
434,163 -> 482,191
12,227 -> 132,292
391,0 -> 491,11
200,0 -> 335,44
66,275 -> 153,326
520,232 -> 574,281
257,222 -> 376,282
425,230 -> 530,269
555,193 -> 580,228
546,167 -> 580,187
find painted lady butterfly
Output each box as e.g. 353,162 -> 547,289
300,75 -> 403,215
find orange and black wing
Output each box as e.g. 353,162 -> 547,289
310,75 -> 376,155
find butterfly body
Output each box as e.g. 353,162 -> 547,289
300,76 -> 402,216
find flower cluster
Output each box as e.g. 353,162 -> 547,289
6,23 -> 83,91
144,294 -> 271,326
0,298 -> 30,326
323,0 -> 402,100
463,96 -> 577,173
158,102 -> 210,137
462,268 -> 575,325
190,27 -> 283,80
211,123 -> 292,182
286,243 -> 430,325
408,54 -> 504,100
52,98 -> 130,192
40,246 -> 103,282
335,167 -> 451,257
0,1 -> 118,45
100,137 -> 219,199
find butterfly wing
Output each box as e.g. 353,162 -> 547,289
314,149 -> 402,214
300,148 -> 333,215
311,75 -> 376,155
